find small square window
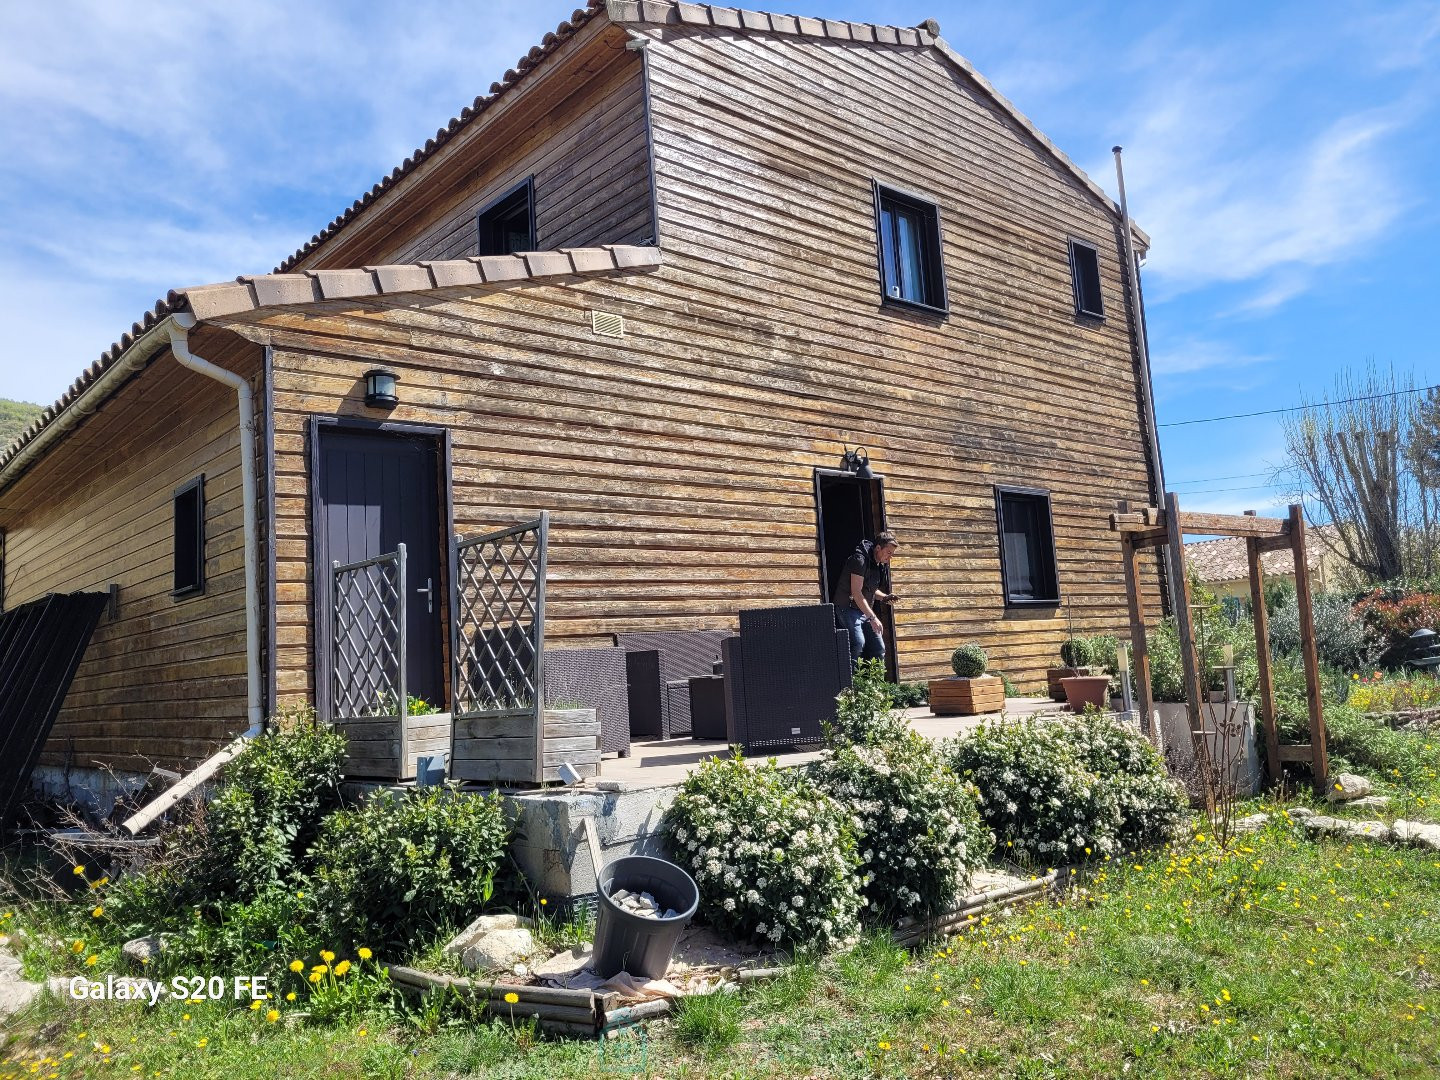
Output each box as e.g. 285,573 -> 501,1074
173,475 -> 205,597
874,183 -> 947,313
476,178 -> 535,257
1069,239 -> 1104,319
995,486 -> 1060,605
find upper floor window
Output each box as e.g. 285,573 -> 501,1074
1069,239 -> 1104,319
995,485 -> 1060,605
476,178 -> 535,257
173,475 -> 205,598
874,183 -> 947,313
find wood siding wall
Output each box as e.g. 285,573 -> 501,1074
294,29 -> 653,272
0,333 -> 259,770
638,26 -> 1161,678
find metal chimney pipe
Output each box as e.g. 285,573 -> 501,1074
1113,146 -> 1166,502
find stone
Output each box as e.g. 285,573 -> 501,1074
122,936 -> 165,965
444,913 -> 535,956
1286,807 -> 1316,819
0,949 -> 41,1020
1232,813 -> 1270,834
513,963 -> 529,977
532,945 -> 594,980
1394,820 -> 1440,851
1347,795 -> 1391,810
1326,773 -> 1374,802
1301,815 -> 1390,842
461,928 -> 537,973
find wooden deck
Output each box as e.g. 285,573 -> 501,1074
592,697 -> 1067,790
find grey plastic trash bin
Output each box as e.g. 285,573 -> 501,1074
592,855 -> 699,979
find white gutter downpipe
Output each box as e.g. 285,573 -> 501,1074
167,313 -> 263,735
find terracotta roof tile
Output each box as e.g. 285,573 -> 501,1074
0,245 -> 660,481
1185,531 -> 1328,584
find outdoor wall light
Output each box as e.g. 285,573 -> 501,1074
363,368 -> 400,409
839,445 -> 874,479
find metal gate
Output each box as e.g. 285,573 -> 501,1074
331,545 -> 408,770
450,514 -> 548,783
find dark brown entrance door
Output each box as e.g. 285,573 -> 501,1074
813,470 -> 897,680
316,426 -> 445,710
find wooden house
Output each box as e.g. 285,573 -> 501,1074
0,0 -> 1163,789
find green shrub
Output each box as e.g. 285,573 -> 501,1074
993,670 -> 1019,698
1059,637 -> 1094,668
1323,705 -> 1440,785
813,732 -> 989,923
1068,710 -> 1187,850
950,645 -> 988,678
1354,589 -> 1440,667
1270,590 -> 1378,671
829,658 -> 909,746
943,720 -> 1122,863
663,753 -> 861,949
308,787 -> 510,954
884,681 -> 929,709
1087,635 -> 1121,675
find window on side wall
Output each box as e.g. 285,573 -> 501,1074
476,178 -> 536,257
173,475 -> 205,598
1069,239 -> 1105,319
874,183 -> 947,313
995,486 -> 1060,605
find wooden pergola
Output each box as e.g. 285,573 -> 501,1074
1110,492 -> 1330,796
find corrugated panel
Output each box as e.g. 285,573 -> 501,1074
0,591 -> 109,832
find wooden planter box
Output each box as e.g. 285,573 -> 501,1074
341,711 -> 452,781
1046,667 -> 1081,702
451,707 -> 600,785
929,675 -> 1005,716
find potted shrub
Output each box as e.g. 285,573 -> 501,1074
930,645 -> 1005,716
1047,636 -> 1093,702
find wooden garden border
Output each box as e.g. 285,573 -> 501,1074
1110,493 -> 1329,798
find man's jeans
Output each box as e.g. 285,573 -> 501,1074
838,606 -> 886,669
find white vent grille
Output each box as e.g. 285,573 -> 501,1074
590,310 -> 625,338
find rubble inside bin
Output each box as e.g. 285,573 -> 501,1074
609,888 -> 678,920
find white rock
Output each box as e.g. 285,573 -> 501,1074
662,909 -> 678,920
1301,815 -> 1390,842
1287,807 -> 1317,820
1326,772 -> 1374,802
122,936 -> 165,965
532,945 -> 593,980
461,928 -> 537,973
1394,820 -> 1440,851
513,963 -> 529,977
444,914 -> 534,956
1348,795 -> 1391,810
611,889 -> 632,903
1232,813 -> 1270,834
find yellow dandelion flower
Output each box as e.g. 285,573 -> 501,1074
289,960 -> 303,973
357,1029 -> 367,1038
540,898 -> 548,906
100,1044 -> 112,1054
286,992 -> 296,1002
504,992 -> 519,1004
196,1038 -> 207,1048
308,972 -> 322,984
85,955 -> 98,967
320,950 -> 335,964
333,960 -> 351,977
249,1000 -> 262,1011
266,1010 -> 279,1023
357,947 -> 372,961
73,865 -> 85,876
91,906 -> 103,918
311,964 -> 328,975
71,940 -> 85,954
877,1041 -> 891,1051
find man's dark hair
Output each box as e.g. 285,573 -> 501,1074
875,531 -> 899,549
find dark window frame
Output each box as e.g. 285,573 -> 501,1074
475,176 -> 536,257
172,474 -> 206,599
872,180 -> 949,316
1068,238 -> 1105,320
994,484 -> 1061,607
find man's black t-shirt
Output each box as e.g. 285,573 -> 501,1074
831,540 -> 889,611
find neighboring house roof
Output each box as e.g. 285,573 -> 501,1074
1185,524 -> 1336,584
0,246 -> 660,487
274,0 -> 1147,274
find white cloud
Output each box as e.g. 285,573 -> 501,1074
1149,338 -> 1270,378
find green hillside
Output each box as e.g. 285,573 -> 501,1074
1,397 -> 43,450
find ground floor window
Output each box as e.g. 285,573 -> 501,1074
995,485 -> 1059,605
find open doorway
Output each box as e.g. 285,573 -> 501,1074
813,469 -> 897,680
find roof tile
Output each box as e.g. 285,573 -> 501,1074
822,18 -> 852,39
422,259 -> 485,288
639,0 -> 679,23
794,15 -> 824,36
307,268 -> 379,300
563,247 -> 620,273
369,264 -> 435,293
474,254 -> 530,282
605,244 -> 663,268
675,1 -> 710,23
179,283 -> 257,320
896,26 -> 920,46
739,9 -> 771,30
709,6 -> 743,29
767,12 -> 799,33
243,273 -> 321,308
873,24 -> 899,44
521,251 -> 577,277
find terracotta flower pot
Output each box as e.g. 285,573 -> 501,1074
1060,675 -> 1112,714
1046,667 -> 1081,702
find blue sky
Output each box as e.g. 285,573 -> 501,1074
2,0 -> 1436,515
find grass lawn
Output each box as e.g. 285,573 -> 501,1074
4,808 -> 1438,1079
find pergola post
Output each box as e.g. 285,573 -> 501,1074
1288,504 -> 1330,793
1246,533 -> 1282,785
1163,492 -> 1215,812
1117,501 -> 1156,744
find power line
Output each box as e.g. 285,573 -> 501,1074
1169,471 -> 1272,485
1170,482 -> 1296,495
1159,383 -> 1438,428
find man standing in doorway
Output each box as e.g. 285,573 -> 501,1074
833,530 -> 898,669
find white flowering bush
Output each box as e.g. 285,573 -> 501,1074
812,731 -> 990,924
662,752 -> 862,950
942,720 -> 1123,864
1068,709 -> 1187,850
827,658 -> 910,746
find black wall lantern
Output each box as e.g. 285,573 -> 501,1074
363,368 -> 400,409
839,445 -> 874,479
